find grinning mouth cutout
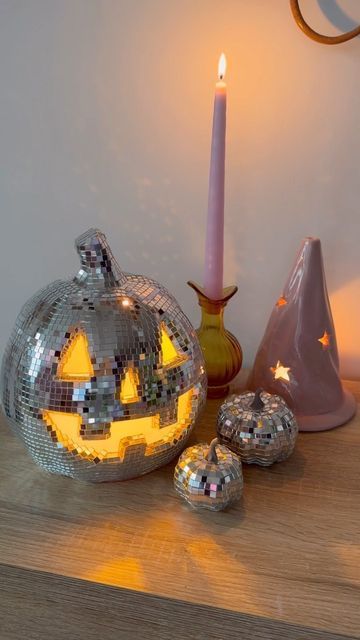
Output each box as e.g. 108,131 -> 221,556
42,388 -> 194,462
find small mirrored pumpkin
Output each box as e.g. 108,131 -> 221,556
217,389 -> 298,466
1,229 -> 207,482
174,438 -> 243,511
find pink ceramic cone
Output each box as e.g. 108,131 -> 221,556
248,237 -> 356,431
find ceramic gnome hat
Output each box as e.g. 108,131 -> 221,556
248,237 -> 356,431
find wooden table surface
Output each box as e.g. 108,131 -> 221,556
0,376 -> 359,640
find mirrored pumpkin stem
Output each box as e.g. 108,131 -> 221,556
250,388 -> 265,412
74,228 -> 127,288
207,438 -> 219,464
188,281 -> 243,399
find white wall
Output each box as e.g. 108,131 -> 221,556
0,0 -> 359,377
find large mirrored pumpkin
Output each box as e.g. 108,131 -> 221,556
1,229 -> 207,481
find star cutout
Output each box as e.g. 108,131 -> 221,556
276,296 -> 287,307
318,331 -> 330,349
270,360 -> 291,382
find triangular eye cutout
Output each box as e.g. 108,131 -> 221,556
160,324 -> 188,368
57,333 -> 94,380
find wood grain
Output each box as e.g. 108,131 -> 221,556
0,564 -> 355,640
0,375 -> 359,638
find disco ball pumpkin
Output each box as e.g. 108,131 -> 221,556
174,438 -> 243,511
217,389 -> 298,466
1,228 -> 207,482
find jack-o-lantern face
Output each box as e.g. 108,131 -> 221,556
42,320 -> 193,461
1,229 -> 206,481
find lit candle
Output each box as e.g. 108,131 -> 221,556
203,53 -> 227,300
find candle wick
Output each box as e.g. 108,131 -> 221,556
219,75 -> 223,80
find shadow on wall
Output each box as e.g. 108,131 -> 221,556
318,0 -> 360,33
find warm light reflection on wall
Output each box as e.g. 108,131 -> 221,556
60,2 -> 359,381
331,278 -> 360,379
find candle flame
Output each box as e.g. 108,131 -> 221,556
218,53 -> 226,80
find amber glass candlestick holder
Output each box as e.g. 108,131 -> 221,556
188,281 -> 242,398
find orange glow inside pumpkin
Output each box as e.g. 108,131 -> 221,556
45,325 -> 193,461
120,369 -> 140,404
58,325 -> 188,383
160,324 -> 188,367
42,388 -> 194,461
57,333 -> 94,380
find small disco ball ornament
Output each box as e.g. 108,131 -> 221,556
174,438 -> 243,511
217,389 -> 298,466
1,228 -> 207,482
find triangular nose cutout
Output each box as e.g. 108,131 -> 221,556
120,369 -> 140,404
58,333 -> 94,380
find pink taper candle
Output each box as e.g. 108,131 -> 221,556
203,53 -> 227,300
